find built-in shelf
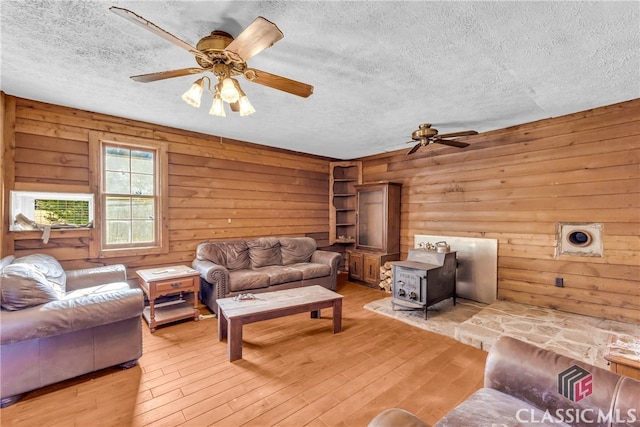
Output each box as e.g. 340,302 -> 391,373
329,161 -> 362,271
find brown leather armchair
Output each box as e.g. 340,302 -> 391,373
369,335 -> 640,426
0,254 -> 144,407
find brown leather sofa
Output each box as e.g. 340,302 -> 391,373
0,254 -> 144,407
192,237 -> 342,314
369,335 -> 640,427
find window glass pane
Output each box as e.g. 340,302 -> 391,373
101,142 -> 159,250
106,220 -> 130,244
131,150 -> 154,174
132,220 -> 154,243
106,197 -> 131,220
105,147 -> 130,172
132,198 -> 154,219
131,173 -> 154,195
105,171 -> 131,194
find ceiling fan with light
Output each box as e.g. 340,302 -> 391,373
109,7 -> 314,117
405,123 -> 477,155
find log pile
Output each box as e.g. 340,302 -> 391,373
379,262 -> 393,292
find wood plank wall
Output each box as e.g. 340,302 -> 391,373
356,99 -> 640,323
1,94 -> 332,278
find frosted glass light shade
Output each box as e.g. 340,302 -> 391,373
181,78 -> 205,107
209,94 -> 226,117
238,96 -> 255,116
220,78 -> 239,103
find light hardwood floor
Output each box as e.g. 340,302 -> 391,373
1,282 -> 487,427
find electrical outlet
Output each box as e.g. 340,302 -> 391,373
555,277 -> 564,287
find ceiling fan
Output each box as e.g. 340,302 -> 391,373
109,7 -> 313,116
405,124 -> 478,155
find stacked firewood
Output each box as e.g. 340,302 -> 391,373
379,262 -> 393,292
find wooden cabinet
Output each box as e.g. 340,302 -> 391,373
329,161 -> 362,245
348,251 -> 363,281
348,182 -> 401,287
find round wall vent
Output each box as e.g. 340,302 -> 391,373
566,230 -> 592,247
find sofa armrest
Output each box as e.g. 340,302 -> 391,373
311,250 -> 342,276
65,264 -> 127,291
0,287 -> 143,345
192,259 -> 230,296
485,335 -> 624,420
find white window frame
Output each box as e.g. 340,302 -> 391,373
9,191 -> 94,231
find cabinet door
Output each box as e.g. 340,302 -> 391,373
363,255 -> 380,285
348,251 -> 363,281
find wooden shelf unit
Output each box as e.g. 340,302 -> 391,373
329,161 -> 362,246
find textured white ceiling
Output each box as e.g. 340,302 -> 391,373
2,1 -> 638,159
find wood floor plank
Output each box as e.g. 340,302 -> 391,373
0,282 -> 487,427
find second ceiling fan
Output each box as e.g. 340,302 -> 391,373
110,7 -> 314,116
406,123 -> 478,155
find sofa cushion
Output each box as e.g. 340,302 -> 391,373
228,269 -> 270,292
0,254 -> 68,311
0,255 -> 15,270
197,241 -> 250,270
1,265 -> 59,310
280,237 -> 317,265
12,254 -> 66,297
288,263 -> 331,280
247,237 -> 281,268
255,265 -> 303,286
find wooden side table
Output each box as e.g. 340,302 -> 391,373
604,335 -> 640,380
137,265 -> 201,332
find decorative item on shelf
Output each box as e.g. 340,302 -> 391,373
417,241 -> 450,253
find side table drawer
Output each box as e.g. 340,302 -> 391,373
156,277 -> 195,294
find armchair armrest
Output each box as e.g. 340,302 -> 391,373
65,264 -> 127,291
0,287 -> 143,345
311,250 -> 342,276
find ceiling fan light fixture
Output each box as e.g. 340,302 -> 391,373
220,77 -> 240,103
181,77 -> 207,107
209,92 -> 226,117
235,85 -> 255,116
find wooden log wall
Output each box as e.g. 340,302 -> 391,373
357,99 -> 640,323
1,94 -> 332,278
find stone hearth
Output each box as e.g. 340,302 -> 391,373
364,297 -> 638,369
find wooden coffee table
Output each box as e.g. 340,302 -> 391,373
217,285 -> 343,361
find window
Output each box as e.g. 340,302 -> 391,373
103,145 -> 157,246
89,131 -> 168,257
10,191 -> 94,230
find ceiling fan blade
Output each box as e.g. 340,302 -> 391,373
407,143 -> 422,155
434,139 -> 470,148
110,7 -> 211,64
437,130 -> 478,139
244,69 -> 314,98
130,68 -> 205,83
224,17 -> 284,62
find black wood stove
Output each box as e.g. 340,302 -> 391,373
391,249 -> 457,319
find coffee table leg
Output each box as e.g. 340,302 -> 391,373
310,309 -> 320,319
218,310 -> 228,341
333,298 -> 342,333
228,318 -> 243,362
